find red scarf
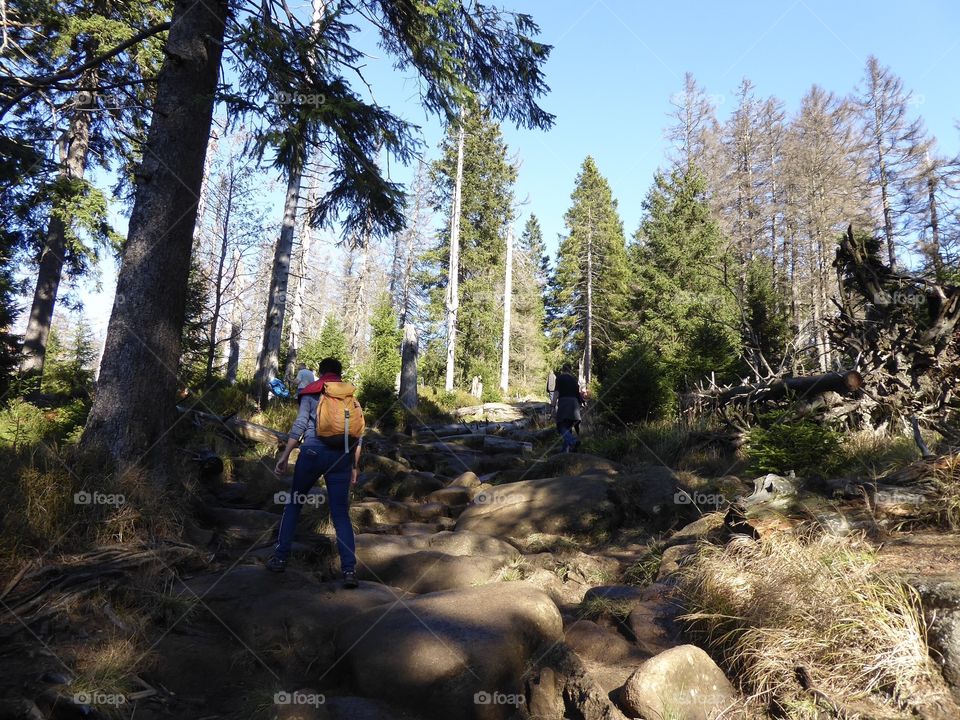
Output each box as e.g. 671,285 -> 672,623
297,372 -> 341,398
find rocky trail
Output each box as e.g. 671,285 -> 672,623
4,402 -> 960,720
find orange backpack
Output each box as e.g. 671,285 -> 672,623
316,381 -> 366,451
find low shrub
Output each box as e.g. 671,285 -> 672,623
746,413 -> 841,478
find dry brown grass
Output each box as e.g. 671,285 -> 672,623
678,532 -> 943,717
71,633 -> 154,714
924,453 -> 960,529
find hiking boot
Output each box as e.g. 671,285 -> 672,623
265,555 -> 287,573
343,571 -> 358,589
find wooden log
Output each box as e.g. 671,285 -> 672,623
484,435 -> 533,454
451,402 -> 526,420
177,405 -> 291,446
413,424 -> 473,439
712,370 -> 864,407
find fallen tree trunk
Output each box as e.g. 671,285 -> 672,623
178,406 -> 290,446
707,370 -> 864,408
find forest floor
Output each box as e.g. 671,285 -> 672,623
1,402 -> 960,720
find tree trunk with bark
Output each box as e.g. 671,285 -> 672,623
584,217 -> 593,386
203,158 -> 235,385
399,322 -> 418,432
348,216 -> 371,362
284,182 -> 316,380
80,0 -> 228,469
500,223 -> 513,393
444,122 -> 465,391
20,76 -> 97,382
254,161 -> 302,407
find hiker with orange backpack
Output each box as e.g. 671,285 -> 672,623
267,357 -> 365,588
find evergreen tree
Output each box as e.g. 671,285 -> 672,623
629,167 -> 741,394
742,258 -> 791,372
359,294 -> 403,425
41,314 -> 97,397
300,315 -> 352,380
429,108 -> 517,390
4,0 -> 167,381
511,215 -> 548,391
549,156 -> 630,383
178,258 -> 210,389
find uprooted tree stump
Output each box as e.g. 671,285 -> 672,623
687,225 -> 960,440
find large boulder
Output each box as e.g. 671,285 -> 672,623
455,475 -> 622,538
360,454 -> 410,480
910,575 -> 960,703
358,550 -> 504,592
448,471 -> 481,489
334,584 -> 563,719
621,644 -> 736,720
564,620 -> 648,666
396,472 -> 446,500
608,465 -> 688,530
426,486 -> 473,506
355,531 -> 519,592
159,567 -> 403,689
501,452 -> 622,483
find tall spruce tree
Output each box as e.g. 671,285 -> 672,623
5,0 -> 167,383
300,315 -> 351,380
430,108 -> 516,390
549,157 -> 630,384
359,294 -> 403,425
511,214 -> 548,390
630,167 -> 740,391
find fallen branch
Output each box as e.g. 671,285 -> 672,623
177,406 -> 290,446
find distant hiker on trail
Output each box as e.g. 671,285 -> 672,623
267,357 -> 365,588
551,364 -> 586,453
546,369 -> 557,405
294,362 -> 315,392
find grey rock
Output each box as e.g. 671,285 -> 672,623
621,644 -> 736,720
335,583 -> 562,720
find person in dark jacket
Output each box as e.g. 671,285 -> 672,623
266,357 -> 360,588
551,364 -> 586,452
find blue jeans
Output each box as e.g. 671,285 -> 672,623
274,441 -> 355,573
557,420 -> 579,452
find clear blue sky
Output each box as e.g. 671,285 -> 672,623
366,0 -> 960,251
58,0 -> 960,343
